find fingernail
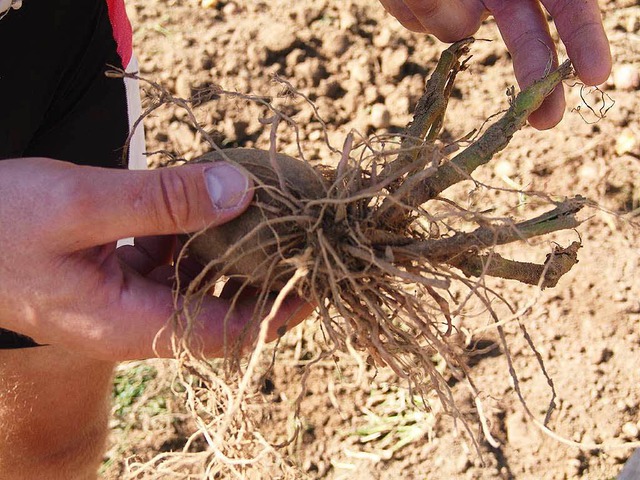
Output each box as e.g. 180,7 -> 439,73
203,162 -> 250,210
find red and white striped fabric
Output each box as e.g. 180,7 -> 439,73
106,0 -> 133,67
106,0 -> 146,171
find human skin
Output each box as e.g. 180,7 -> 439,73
378,0 -> 612,130
0,157 -> 312,479
0,158 -> 312,361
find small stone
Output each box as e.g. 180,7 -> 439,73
324,32 -> 350,57
124,3 -> 138,25
615,128 -> 638,156
260,22 -> 297,53
373,26 -> 393,48
577,163 -> 599,181
308,130 -> 323,142
453,454 -> 472,474
285,48 -> 306,70
381,46 -> 409,78
139,58 -> 157,74
294,3 -> 323,25
340,11 -> 357,30
622,422 -> 639,440
222,118 -> 249,143
316,460 -> 328,477
222,1 -> 239,15
247,44 -> 266,65
384,88 -> 411,118
370,103 -> 391,129
303,459 -> 318,472
294,58 -> 326,87
351,110 -> 371,135
626,14 -> 640,34
566,457 -> 583,477
349,58 -> 372,84
364,85 -> 379,104
494,159 -> 516,178
201,0 -> 219,8
175,74 -> 191,99
613,64 -> 640,91
613,291 -> 628,303
506,412 -> 540,450
168,122 -> 195,152
314,97 -> 338,124
581,434 -> 602,456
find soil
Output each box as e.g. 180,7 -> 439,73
103,0 -> 640,479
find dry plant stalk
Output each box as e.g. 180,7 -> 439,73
116,38 -> 585,477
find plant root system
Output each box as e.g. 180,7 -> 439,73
111,38 -> 585,477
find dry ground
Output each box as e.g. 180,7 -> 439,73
103,0 -> 640,478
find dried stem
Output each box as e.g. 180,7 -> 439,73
449,241 -> 581,289
426,60 -> 573,198
393,195 -> 585,261
377,59 -> 574,227
380,38 -> 473,185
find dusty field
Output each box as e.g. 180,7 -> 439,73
103,0 -> 640,479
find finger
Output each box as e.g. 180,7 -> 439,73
526,82 -> 565,130
172,236 -> 214,283
541,0 -> 612,85
134,264 -> 201,290
117,235 -> 176,275
264,298 -> 315,342
393,0 -> 487,41
220,279 -> 259,300
146,264 -> 177,286
485,0 -> 565,129
90,272 -> 313,361
119,238 -> 216,291
49,160 -> 254,250
378,0 -> 425,32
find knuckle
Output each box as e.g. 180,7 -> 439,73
148,169 -> 195,233
399,16 -> 426,33
393,10 -> 423,30
562,20 -> 600,50
546,0 -> 577,20
406,0 -> 441,22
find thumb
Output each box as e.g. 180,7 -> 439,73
54,160 -> 254,248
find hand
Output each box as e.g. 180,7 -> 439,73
0,158 -> 312,361
379,0 -> 612,129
